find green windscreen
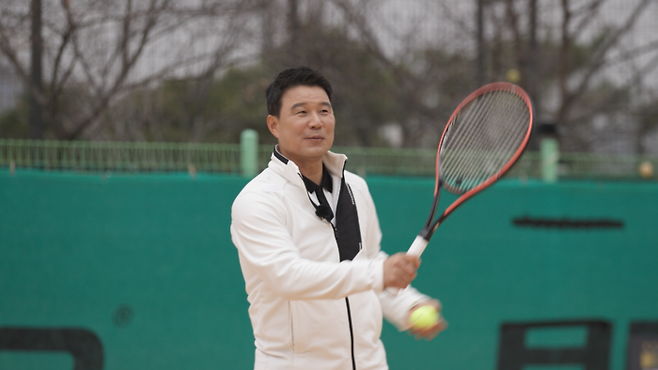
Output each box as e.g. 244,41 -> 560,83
1,170 -> 656,369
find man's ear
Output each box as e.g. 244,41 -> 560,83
266,115 -> 279,138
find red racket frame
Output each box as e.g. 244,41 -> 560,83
430,82 -> 534,234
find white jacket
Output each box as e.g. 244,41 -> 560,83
231,150 -> 430,370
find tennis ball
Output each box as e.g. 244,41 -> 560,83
409,305 -> 439,331
505,68 -> 521,83
639,161 -> 653,179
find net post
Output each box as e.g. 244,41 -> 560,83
240,129 -> 259,178
541,138 -> 559,183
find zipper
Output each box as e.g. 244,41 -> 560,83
301,164 -> 356,368
345,297 -> 357,370
340,160 -> 356,369
328,220 -> 356,370
330,220 -> 338,239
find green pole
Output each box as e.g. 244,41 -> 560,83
240,129 -> 259,177
540,138 -> 559,183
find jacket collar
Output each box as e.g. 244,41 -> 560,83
301,165 -> 333,193
269,146 -> 347,188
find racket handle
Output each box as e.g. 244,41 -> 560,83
386,235 -> 429,296
407,235 -> 429,257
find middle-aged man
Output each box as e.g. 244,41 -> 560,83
231,66 -> 446,370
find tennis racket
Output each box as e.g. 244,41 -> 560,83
406,82 -> 534,259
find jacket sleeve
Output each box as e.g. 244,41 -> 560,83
231,188 -> 384,301
353,176 -> 434,331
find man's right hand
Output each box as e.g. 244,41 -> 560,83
383,253 -> 420,289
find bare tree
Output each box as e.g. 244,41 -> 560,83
0,0 -> 260,141
485,0 -> 658,153
324,0 -> 478,148
553,0 -> 656,149
5,0 -> 655,152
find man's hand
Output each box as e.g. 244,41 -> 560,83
383,253 -> 420,289
407,300 -> 447,341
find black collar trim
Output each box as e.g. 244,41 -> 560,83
301,165 -> 333,193
273,146 -> 289,164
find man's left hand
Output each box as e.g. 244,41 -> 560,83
407,300 -> 447,341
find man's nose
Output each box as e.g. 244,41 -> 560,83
308,112 -> 323,128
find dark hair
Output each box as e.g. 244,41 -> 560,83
265,66 -> 333,117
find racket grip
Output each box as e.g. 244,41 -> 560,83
407,235 -> 429,257
386,235 -> 429,296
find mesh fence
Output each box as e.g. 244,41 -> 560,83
2,139 -> 658,180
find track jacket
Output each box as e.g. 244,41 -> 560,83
231,149 -> 431,370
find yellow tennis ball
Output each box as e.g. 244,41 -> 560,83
409,305 -> 439,330
505,68 -> 521,83
639,161 -> 653,179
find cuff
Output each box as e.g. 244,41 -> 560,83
368,259 -> 385,293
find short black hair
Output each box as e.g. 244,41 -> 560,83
265,66 -> 333,117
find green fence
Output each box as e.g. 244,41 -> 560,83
1,138 -> 657,180
1,171 -> 657,369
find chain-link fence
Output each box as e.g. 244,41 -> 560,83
3,138 -> 658,181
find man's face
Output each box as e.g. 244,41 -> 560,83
267,85 -> 335,167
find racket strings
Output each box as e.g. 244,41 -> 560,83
445,96 -> 527,190
450,93 -> 500,156
440,90 -> 530,193
442,93 -> 502,186
446,93 -> 528,190
445,102 -> 503,189
487,93 -> 528,156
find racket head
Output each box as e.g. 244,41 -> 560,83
434,82 -> 533,219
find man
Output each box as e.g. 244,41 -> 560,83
231,66 -> 446,370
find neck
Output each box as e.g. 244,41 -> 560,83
297,161 -> 323,185
275,145 -> 325,184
